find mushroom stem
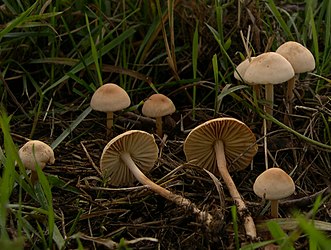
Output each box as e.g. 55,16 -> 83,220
120,152 -> 213,225
214,140 -> 257,239
270,200 -> 279,218
265,84 -> 274,130
155,117 -> 163,138
253,85 -> 260,100
30,171 -> 38,185
284,76 -> 296,126
106,112 -> 114,136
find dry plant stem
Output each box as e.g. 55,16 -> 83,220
106,112 -> 114,137
214,140 -> 257,240
155,117 -> 163,138
265,84 -> 274,130
120,152 -> 213,225
270,200 -> 279,218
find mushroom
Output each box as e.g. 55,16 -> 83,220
183,117 -> 258,239
275,41 -> 315,103
275,41 -> 315,124
100,130 -> 213,225
243,52 -> 294,129
141,93 -> 176,138
90,83 -> 131,136
253,167 -> 295,218
18,140 -> 55,184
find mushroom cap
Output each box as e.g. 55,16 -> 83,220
243,52 -> 295,85
253,168 -> 295,200
18,140 -> 55,171
183,117 -> 258,175
234,57 -> 256,82
100,130 -> 159,186
276,41 -> 315,73
142,93 -> 176,118
90,83 -> 131,112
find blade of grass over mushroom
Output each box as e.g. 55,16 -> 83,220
267,220 -> 295,249
0,111 -> 19,239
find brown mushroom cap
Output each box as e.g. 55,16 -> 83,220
183,117 -> 258,175
18,140 -> 55,171
90,83 -> 131,112
243,52 -> 295,85
253,168 -> 295,200
100,130 -> 159,186
275,41 -> 315,73
234,57 -> 256,81
142,93 -> 176,118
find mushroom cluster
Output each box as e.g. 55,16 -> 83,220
234,41 -> 315,129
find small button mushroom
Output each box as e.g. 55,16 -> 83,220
18,140 -> 55,184
253,167 -> 295,218
184,117 -> 258,240
90,83 -> 131,137
142,93 -> 176,138
100,130 -> 212,225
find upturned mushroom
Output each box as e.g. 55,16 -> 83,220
100,130 -> 213,225
183,117 -> 258,239
243,52 -> 294,129
253,167 -> 295,218
141,93 -> 176,138
18,140 -> 55,184
90,83 -> 131,136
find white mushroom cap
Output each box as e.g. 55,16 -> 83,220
183,117 -> 258,175
276,41 -> 315,73
90,83 -> 131,112
18,140 -> 55,171
244,52 -> 295,85
253,168 -> 295,200
234,57 -> 256,81
100,130 -> 159,186
142,94 -> 176,118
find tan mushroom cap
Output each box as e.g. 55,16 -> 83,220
253,168 -> 295,200
18,140 -> 55,171
142,93 -> 176,117
244,52 -> 295,85
90,83 -> 131,112
100,130 -> 159,186
183,117 -> 258,175
234,57 -> 256,81
276,41 -> 315,73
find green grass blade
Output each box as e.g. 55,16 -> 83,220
85,13 -> 103,87
51,106 -> 93,149
192,21 -> 199,119
42,27 -> 136,94
265,0 -> 294,40
0,2 -> 38,39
